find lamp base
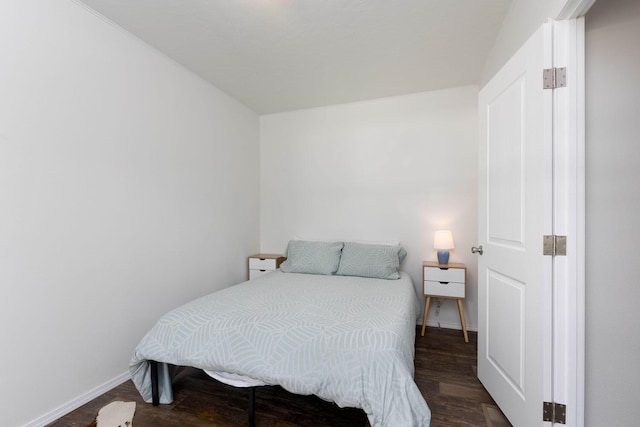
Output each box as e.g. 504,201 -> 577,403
437,250 -> 450,265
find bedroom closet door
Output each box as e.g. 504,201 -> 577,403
477,23 -> 554,427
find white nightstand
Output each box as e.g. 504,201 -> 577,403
248,254 -> 286,280
420,261 -> 468,342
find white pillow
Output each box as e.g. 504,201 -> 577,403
280,240 -> 344,275
336,242 -> 407,280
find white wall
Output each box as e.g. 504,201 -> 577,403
481,0 -> 571,85
0,1 -> 259,426
260,86 -> 478,330
585,0 -> 640,424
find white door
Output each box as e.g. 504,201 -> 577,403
477,24 -> 553,427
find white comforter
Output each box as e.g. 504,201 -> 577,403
130,271 -> 431,426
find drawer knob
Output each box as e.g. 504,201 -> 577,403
439,281 -> 449,285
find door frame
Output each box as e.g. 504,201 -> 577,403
548,17 -> 586,427
525,2 -> 592,424
555,4 -> 592,426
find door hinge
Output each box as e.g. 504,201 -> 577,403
543,235 -> 567,256
543,401 -> 567,424
543,67 -> 567,89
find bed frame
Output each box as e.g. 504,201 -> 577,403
149,360 -> 257,427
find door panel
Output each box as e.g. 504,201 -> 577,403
487,270 -> 525,397
487,76 -> 525,247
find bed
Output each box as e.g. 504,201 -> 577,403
129,241 -> 431,427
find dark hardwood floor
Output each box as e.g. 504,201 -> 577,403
47,327 -> 510,427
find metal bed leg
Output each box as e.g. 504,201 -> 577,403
150,360 -> 159,406
248,387 -> 255,427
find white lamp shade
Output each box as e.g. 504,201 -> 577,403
434,230 -> 454,250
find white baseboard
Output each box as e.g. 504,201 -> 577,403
22,371 -> 131,427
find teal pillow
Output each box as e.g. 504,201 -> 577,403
280,240 -> 344,275
336,242 -> 406,280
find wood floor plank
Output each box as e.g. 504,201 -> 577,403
46,327 -> 510,427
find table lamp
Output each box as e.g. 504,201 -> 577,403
434,230 -> 454,265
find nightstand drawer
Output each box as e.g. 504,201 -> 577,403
424,266 -> 465,283
249,257 -> 278,270
424,280 -> 465,298
249,269 -> 271,280
248,254 -> 285,280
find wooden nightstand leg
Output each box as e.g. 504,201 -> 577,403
421,296 -> 431,337
457,299 -> 469,343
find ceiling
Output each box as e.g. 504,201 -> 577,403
77,0 -> 512,114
